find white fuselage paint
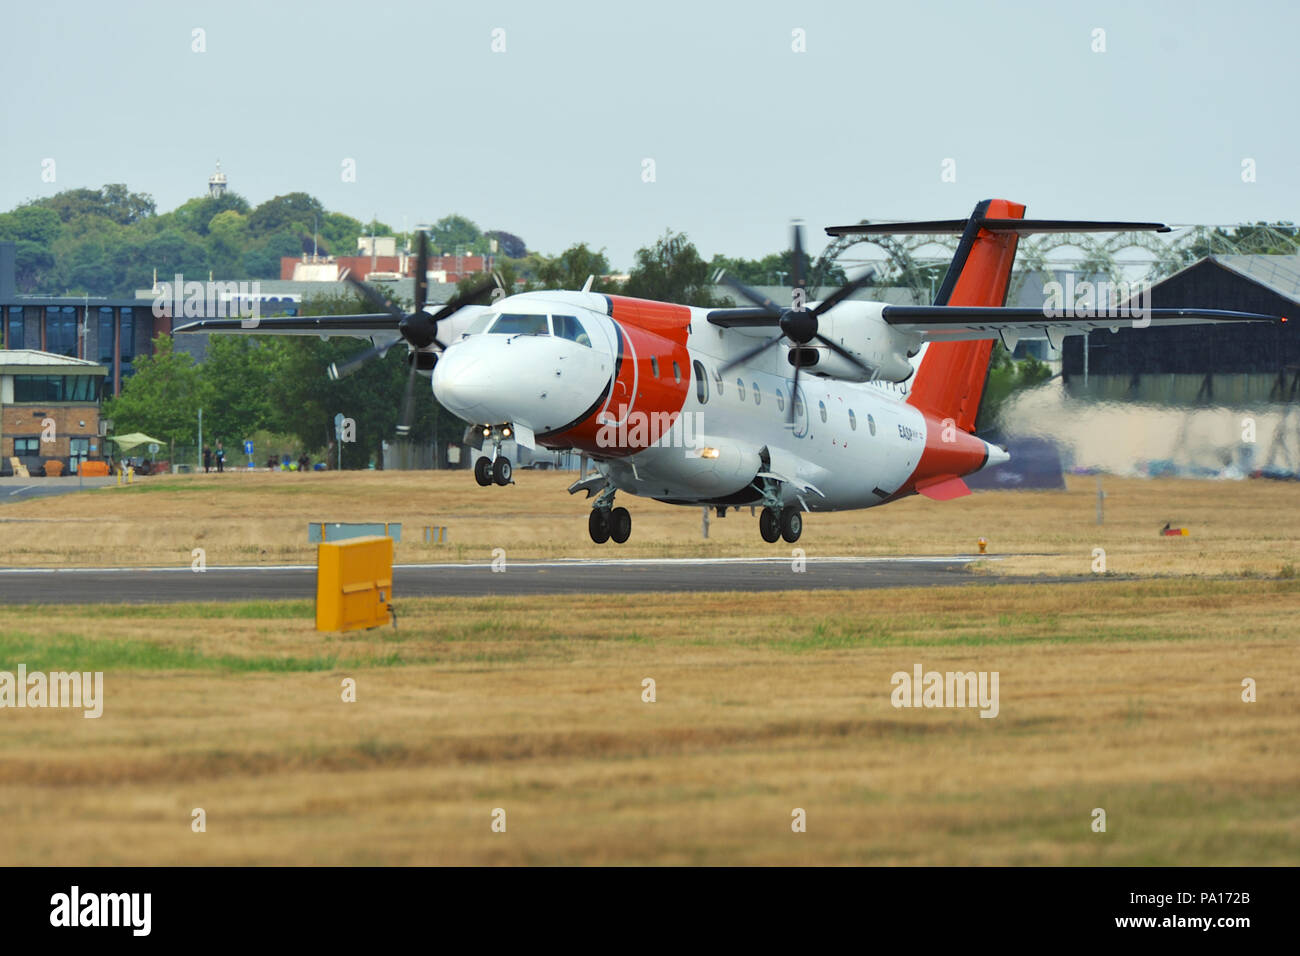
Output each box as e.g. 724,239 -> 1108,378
432,291 -> 995,513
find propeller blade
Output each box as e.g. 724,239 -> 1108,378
328,341 -> 391,381
395,360 -> 419,437
342,273 -> 404,321
719,334 -> 783,375
791,222 -> 805,296
811,268 -> 877,318
787,348 -> 802,427
813,333 -> 874,377
414,229 -> 428,316
717,273 -> 783,314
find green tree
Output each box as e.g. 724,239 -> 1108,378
197,336 -> 275,444
975,344 -> 1053,431
536,243 -> 615,291
0,205 -> 63,246
102,335 -> 202,456
429,214 -> 484,255
247,192 -> 325,239
623,231 -> 729,306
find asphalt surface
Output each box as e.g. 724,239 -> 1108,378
0,556 -> 1023,604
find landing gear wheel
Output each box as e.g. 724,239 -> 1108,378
779,507 -> 803,543
588,508 -> 611,544
474,457 -> 492,486
759,507 -> 781,543
492,457 -> 512,486
609,507 -> 632,544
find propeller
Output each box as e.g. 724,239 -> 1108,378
717,222 -> 877,424
330,229 -> 497,438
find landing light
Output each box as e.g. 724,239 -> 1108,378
503,427 -> 512,437
482,427 -> 491,437
699,447 -> 720,459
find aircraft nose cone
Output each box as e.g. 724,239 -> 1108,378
432,350 -> 495,420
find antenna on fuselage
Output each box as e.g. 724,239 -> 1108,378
581,275 -> 594,293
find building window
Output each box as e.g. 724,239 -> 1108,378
119,308 -> 135,362
5,306 -> 22,349
23,307 -> 41,351
13,375 -> 96,402
13,438 -> 40,456
98,308 -> 114,363
46,307 -> 77,357
693,360 -> 708,404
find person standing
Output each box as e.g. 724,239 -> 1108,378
203,445 -> 212,473
215,440 -> 225,473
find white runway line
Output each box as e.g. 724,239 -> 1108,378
0,555 -> 997,575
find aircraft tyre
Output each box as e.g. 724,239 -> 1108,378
492,457 -> 512,486
759,507 -> 781,543
474,458 -> 492,486
780,507 -> 803,543
589,508 -> 611,544
609,507 -> 632,544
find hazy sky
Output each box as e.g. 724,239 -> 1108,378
2,0 -> 1295,269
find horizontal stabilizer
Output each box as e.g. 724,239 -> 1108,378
826,218 -> 1172,237
880,305 -> 1284,341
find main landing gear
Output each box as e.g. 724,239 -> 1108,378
759,506 -> 802,543
587,485 -> 631,544
474,456 -> 512,487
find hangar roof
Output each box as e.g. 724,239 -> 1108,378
1211,255 -> 1300,305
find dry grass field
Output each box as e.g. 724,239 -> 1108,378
1,469 -> 1298,578
0,471 -> 1296,865
0,580 -> 1297,865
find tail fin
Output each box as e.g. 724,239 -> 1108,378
906,198 -> 1024,431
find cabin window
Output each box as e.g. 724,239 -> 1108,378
818,400 -> 827,423
752,382 -> 760,405
736,378 -> 746,402
673,361 -> 681,383
849,409 -> 857,430
651,356 -> 660,378
712,366 -> 723,395
775,388 -> 785,412
693,360 -> 708,404
868,414 -> 877,436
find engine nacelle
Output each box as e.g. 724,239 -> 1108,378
806,300 -> 921,383
617,437 -> 763,498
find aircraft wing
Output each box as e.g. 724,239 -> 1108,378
878,306 -> 1285,346
172,314 -> 398,339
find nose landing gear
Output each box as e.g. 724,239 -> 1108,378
472,424 -> 514,487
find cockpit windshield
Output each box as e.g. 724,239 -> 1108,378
552,314 -> 592,347
488,313 -> 549,336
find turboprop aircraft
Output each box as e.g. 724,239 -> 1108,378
175,199 -> 1284,545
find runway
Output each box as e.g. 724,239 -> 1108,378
0,555 -> 1039,604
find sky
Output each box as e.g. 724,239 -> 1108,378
1,0 -> 1296,270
